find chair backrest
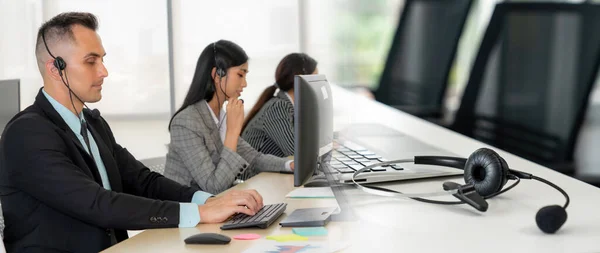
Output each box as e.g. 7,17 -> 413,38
140,156 -> 166,174
0,200 -> 4,239
452,2 -> 600,171
374,0 -> 473,116
0,79 -> 20,136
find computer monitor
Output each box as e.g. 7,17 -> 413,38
0,79 -> 20,135
293,74 -> 334,187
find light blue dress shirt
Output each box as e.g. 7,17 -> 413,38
42,89 -> 210,227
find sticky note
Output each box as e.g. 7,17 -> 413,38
292,227 -> 328,236
266,234 -> 308,242
233,233 -> 261,240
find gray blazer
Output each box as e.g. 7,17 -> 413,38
164,100 -> 288,194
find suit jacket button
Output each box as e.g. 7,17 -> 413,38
150,217 -> 157,222
157,217 -> 163,222
163,217 -> 168,223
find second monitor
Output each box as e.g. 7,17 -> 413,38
293,74 -> 334,187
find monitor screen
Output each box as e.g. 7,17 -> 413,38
293,74 -> 334,187
0,79 -> 20,135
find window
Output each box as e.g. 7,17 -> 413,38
304,0 -> 403,89
171,0 -> 300,109
0,0 -> 171,118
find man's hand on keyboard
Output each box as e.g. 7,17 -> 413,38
198,189 -> 264,223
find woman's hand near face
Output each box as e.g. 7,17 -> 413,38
224,98 -> 244,151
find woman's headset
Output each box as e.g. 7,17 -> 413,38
350,147 -> 570,234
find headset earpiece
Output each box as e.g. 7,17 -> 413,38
463,148 -> 509,197
213,42 -> 226,78
216,67 -> 226,78
54,56 -> 67,71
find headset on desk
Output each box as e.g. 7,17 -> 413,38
350,147 -> 570,234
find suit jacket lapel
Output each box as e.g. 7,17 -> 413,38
87,121 -> 123,192
33,89 -> 102,183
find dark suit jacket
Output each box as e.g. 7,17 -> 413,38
0,89 -> 198,253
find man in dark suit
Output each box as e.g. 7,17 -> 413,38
0,12 -> 264,252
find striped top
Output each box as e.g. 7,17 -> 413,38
242,91 -> 294,157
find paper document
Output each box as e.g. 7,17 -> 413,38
285,187 -> 335,198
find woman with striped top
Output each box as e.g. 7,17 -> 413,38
241,53 -> 318,157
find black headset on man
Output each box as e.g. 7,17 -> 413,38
41,27 -> 100,157
350,147 -> 570,234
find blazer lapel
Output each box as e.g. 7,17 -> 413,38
33,89 -> 102,183
87,121 -> 123,192
196,101 -> 224,151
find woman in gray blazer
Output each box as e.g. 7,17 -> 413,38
241,53 -> 318,157
164,40 -> 293,194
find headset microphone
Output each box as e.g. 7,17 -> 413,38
62,74 -> 101,120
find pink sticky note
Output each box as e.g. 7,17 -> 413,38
233,233 -> 261,240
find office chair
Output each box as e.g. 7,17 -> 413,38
374,0 -> 473,120
0,201 -> 3,239
140,156 -> 166,175
0,79 -> 21,136
451,2 -> 600,175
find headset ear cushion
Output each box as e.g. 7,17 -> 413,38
463,148 -> 509,197
217,68 -> 226,77
54,57 -> 66,71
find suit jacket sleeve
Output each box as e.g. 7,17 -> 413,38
3,117 -> 184,230
169,118 -> 248,194
94,116 -> 197,202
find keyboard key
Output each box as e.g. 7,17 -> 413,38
335,157 -> 353,162
347,154 -> 364,159
391,165 -> 404,170
340,151 -> 357,156
346,164 -> 365,171
336,168 -> 355,173
369,167 -> 386,172
356,151 -> 376,156
364,155 -> 382,160
354,158 -> 371,163
360,161 -> 378,167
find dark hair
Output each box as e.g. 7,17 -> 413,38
36,12 -> 98,64
169,40 -> 249,130
242,53 -> 317,132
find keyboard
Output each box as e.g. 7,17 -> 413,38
330,140 -> 404,173
220,203 -> 287,230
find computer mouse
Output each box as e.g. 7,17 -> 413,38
184,233 -> 231,245
304,179 -> 330,187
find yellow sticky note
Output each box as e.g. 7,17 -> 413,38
266,234 -> 308,242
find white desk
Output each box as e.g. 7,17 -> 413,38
104,85 -> 600,252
